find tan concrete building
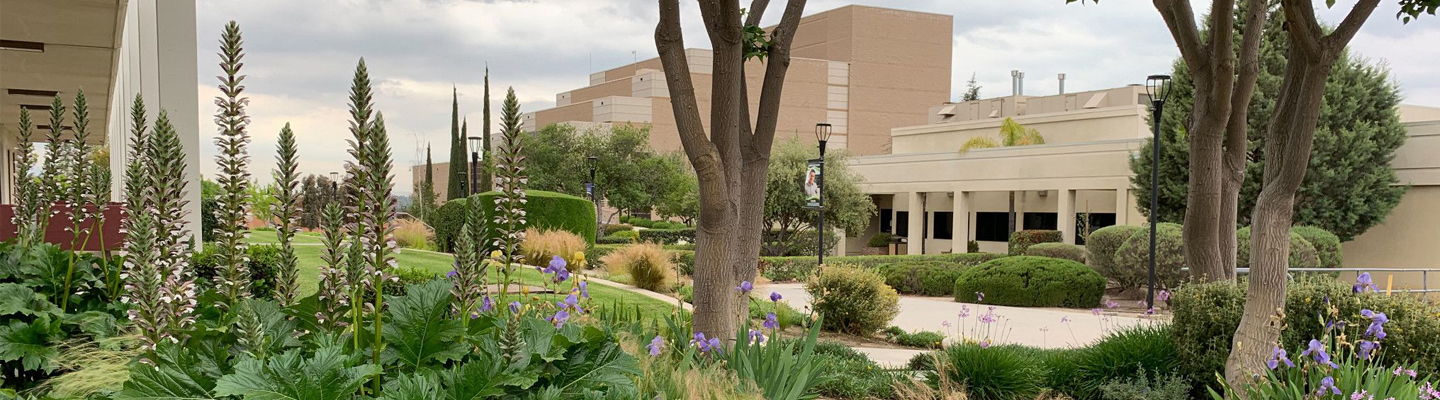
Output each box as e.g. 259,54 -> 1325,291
520,4 -> 953,156
844,83 -> 1440,294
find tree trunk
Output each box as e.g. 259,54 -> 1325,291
1225,38 -> 1337,390
1218,0 -> 1268,280
732,158 -> 769,324
1182,103 -> 1230,283
1006,191 -> 1016,237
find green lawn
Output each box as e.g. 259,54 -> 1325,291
245,230 -> 325,245
275,238 -> 677,319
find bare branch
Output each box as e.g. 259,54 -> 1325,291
1154,0 -> 1209,72
1207,0 -> 1238,75
746,0 -> 808,159
1280,0 -> 1325,57
654,0 -> 715,163
1325,0 -> 1381,53
746,0 -> 771,26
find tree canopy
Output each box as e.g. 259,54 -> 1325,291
521,123 -> 690,221
1130,8 -> 1407,241
763,137 -> 876,256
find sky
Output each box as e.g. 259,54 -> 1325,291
193,0 -> 1440,195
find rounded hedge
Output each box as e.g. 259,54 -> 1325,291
1009,229 -> 1062,255
953,256 -> 1105,308
1235,226 -> 1319,270
432,198 -> 471,253
1086,225 -> 1143,286
1113,223 -> 1186,290
807,264 -> 900,335
1024,242 -> 1087,264
878,261 -> 966,296
1291,225 -> 1342,268
432,191 -> 596,254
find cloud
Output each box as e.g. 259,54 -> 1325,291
195,0 -> 1440,195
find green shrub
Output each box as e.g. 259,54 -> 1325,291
968,240 -> 980,253
584,244 -> 625,269
878,261 -> 966,296
1098,369 -> 1191,400
954,256 -> 1105,308
805,341 -> 899,400
475,190 -> 597,247
1066,325 -> 1179,400
602,224 -> 633,235
1235,226 -> 1320,270
761,253 -> 1005,282
193,244 -> 281,298
1169,277 -> 1440,395
1291,225 -> 1342,267
748,296 -> 804,330
1113,223 -> 1187,289
614,230 -> 639,241
201,196 -> 219,243
636,228 -> 694,245
431,198 -> 469,252
867,232 -> 895,248
807,264 -> 900,335
1086,225 -> 1144,288
935,344 -> 1044,400
595,235 -> 632,245
886,329 -> 946,349
1041,349 -> 1083,396
1009,229 -> 1061,255
1025,242 -> 1087,264
598,243 -> 676,292
385,266 -> 438,296
669,249 -> 694,276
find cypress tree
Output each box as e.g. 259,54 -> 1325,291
480,66 -> 493,192
446,87 -> 467,200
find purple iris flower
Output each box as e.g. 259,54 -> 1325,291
1300,339 -> 1339,369
1354,272 -> 1377,293
447,270 -> 458,279
550,309 -> 570,327
748,329 -> 766,344
479,296 -> 494,313
579,281 -> 589,298
763,312 -> 779,330
509,301 -> 522,314
1267,347 -> 1294,370
693,332 -> 716,352
552,267 -> 570,283
770,291 -> 782,303
735,281 -> 752,294
1358,340 -> 1377,360
646,335 -> 665,356
562,294 -> 583,314
1317,376 -> 1341,396
548,255 -> 567,273
1361,309 -> 1389,340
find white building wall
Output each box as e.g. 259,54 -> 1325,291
107,0 -> 201,244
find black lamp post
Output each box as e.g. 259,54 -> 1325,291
467,136 -> 483,196
1144,74 -> 1172,310
815,123 -> 832,265
329,171 -> 339,191
586,156 -> 599,238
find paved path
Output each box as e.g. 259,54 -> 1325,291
758,283 -> 1157,350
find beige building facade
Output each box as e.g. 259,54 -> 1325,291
844,83 -> 1440,294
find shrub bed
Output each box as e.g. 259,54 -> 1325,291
1113,223 -> 1186,289
636,228 -> 695,245
1235,226 -> 1321,269
193,244 -> 281,298
595,235 -> 633,245
933,344 -> 1045,400
1170,277 -> 1440,395
1085,225 -> 1144,288
1009,229 -> 1061,255
1024,242 -> 1087,264
431,198 -> 469,252
806,264 -> 900,335
954,256 -> 1105,308
761,253 -> 1005,282
475,190 -> 596,246
1292,225 -> 1342,267
878,261 -> 967,296
601,223 -> 633,235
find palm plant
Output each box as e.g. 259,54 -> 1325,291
491,87 -> 527,296
272,123 -> 301,307
213,21 -> 254,307
958,117 -> 1046,237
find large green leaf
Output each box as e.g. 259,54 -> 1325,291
440,361 -> 506,400
64,310 -> 118,339
0,283 -> 61,317
236,298 -> 303,355
552,342 -> 639,396
382,280 -> 466,370
115,341 -> 230,400
0,314 -> 59,372
213,345 -> 380,400
379,372 -> 444,400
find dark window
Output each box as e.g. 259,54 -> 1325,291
879,209 -> 893,233
933,212 -> 954,240
1024,212 -> 1058,230
1076,213 -> 1117,245
895,212 -> 909,237
975,212 -> 1009,241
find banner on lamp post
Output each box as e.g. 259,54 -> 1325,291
804,159 -> 822,209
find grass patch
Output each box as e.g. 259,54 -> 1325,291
244,230 -> 325,245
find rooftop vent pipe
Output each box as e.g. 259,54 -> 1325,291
1058,73 -> 1067,94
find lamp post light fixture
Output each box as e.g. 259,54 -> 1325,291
1144,74 -> 1172,310
586,156 -> 600,238
467,136 -> 484,196
814,123 -> 832,265
329,171 -> 340,192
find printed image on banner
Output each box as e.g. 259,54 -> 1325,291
805,159 -> 821,209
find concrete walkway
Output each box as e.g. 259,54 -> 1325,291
758,283 -> 1157,350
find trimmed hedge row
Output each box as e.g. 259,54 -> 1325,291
954,256 -> 1105,308
878,261 -> 967,296
1235,226 -> 1320,270
1114,222 -> 1187,289
1009,229 -> 1061,255
760,253 -> 1007,282
1085,225 -> 1143,288
636,228 -> 695,245
1024,242 -> 1086,264
434,190 -> 597,253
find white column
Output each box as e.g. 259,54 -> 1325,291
953,190 -> 970,252
907,192 -> 924,255
1060,189 -> 1076,244
1114,188 -> 1130,225
832,227 -> 847,257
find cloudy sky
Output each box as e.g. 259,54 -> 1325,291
193,0 -> 1440,195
